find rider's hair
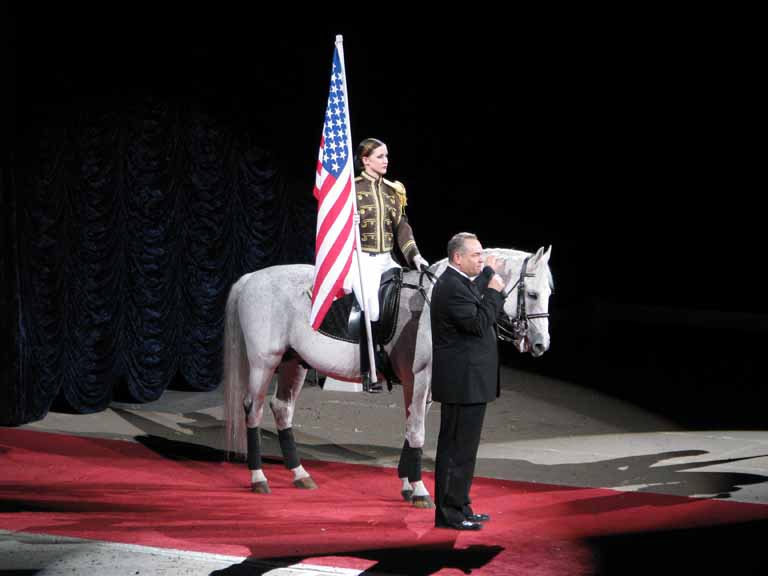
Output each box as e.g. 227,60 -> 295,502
447,232 -> 478,261
354,138 -> 386,172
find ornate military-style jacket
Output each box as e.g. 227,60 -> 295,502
355,171 -> 421,266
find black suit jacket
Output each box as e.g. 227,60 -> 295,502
431,266 -> 505,404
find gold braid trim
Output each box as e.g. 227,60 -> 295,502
385,178 -> 408,214
401,240 -> 416,256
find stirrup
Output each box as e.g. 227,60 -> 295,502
362,373 -> 384,394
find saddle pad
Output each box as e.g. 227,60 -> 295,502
317,268 -> 403,344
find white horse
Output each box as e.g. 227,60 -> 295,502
223,246 -> 553,507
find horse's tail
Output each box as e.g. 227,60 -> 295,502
223,274 -> 252,458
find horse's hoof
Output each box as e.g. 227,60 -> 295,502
251,481 -> 271,494
401,489 -> 414,502
412,495 -> 435,509
293,476 -> 318,490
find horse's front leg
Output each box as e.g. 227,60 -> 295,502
399,366 -> 435,508
270,358 -> 317,489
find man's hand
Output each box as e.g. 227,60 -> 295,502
488,273 -> 505,292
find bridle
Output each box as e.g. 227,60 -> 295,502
496,256 -> 550,346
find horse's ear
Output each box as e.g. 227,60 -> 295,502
544,245 -> 552,262
530,246 -> 545,266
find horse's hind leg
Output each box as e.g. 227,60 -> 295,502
270,358 -> 317,489
244,363 -> 278,494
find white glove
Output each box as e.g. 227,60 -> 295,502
413,254 -> 429,272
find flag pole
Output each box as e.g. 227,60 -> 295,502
336,34 -> 378,385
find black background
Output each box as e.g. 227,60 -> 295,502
4,6 -> 765,427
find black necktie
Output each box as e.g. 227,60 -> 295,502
469,280 -> 482,301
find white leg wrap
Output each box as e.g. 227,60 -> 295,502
411,480 -> 429,497
250,469 -> 267,484
401,477 -> 412,492
291,465 -> 309,480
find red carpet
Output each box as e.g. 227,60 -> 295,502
2,428 -> 768,575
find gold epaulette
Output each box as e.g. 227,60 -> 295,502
384,178 -> 408,210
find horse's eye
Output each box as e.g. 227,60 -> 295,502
527,292 -> 539,301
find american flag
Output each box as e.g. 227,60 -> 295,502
310,43 -> 357,330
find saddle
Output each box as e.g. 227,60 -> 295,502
314,268 -> 403,390
317,267 -> 403,346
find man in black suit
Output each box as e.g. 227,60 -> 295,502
431,232 -> 505,531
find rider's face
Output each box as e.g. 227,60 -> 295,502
362,145 -> 388,177
455,238 -> 484,277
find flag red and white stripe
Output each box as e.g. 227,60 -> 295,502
310,42 -> 357,330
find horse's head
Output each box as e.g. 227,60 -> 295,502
496,246 -> 553,357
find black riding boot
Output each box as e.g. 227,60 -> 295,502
360,312 -> 383,393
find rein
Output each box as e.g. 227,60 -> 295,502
401,266 -> 437,306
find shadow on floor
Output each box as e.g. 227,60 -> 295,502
588,517 -> 768,575
211,543 -> 504,576
480,449 -> 768,500
132,433 -> 768,502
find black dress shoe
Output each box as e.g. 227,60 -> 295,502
435,520 -> 482,531
465,513 -> 490,522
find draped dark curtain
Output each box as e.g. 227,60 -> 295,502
4,98 -> 314,424
1,2 -> 21,426
1,161 -> 21,425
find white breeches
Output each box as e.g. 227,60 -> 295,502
351,252 -> 400,322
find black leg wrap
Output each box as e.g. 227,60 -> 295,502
397,439 -> 423,482
246,427 -> 262,471
278,427 -> 300,470
397,439 -> 409,478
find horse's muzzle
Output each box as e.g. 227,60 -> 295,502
530,338 -> 548,357
497,315 -> 549,357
